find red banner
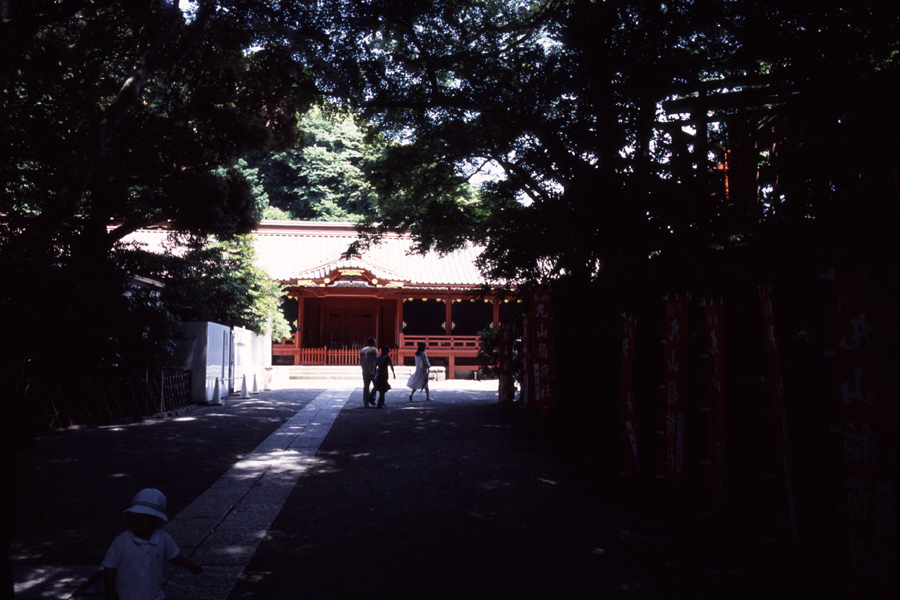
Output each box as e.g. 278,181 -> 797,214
620,313 -> 640,477
702,299 -> 727,515
661,295 -> 690,484
828,274 -> 898,593
758,285 -> 798,545
529,288 -> 555,409
498,322 -> 513,407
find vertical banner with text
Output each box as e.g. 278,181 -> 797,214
759,285 -> 799,546
498,322 -> 514,407
661,295 -> 690,484
529,288 -> 555,409
703,299 -> 728,515
521,313 -> 533,408
522,314 -> 534,407
828,274 -> 898,594
620,313 -> 640,477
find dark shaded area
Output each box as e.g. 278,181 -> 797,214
9,389 -> 322,570
230,389 -> 847,599
543,258 -> 897,598
451,299 -> 494,336
402,299 -> 446,336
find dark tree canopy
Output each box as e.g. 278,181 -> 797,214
1,0 -> 319,375
303,0 -> 898,287
2,0 -> 897,376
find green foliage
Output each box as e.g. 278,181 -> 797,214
2,0 -> 896,382
307,0 -> 898,287
1,2 -> 314,375
476,327 -> 501,379
160,235 -> 291,339
1,2 -> 313,247
239,104 -> 483,234
240,107 -> 379,222
361,140 -> 487,254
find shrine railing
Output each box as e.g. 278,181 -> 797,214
272,335 -> 482,372
297,347 -> 398,366
399,335 -> 480,353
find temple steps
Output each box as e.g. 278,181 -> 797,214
278,365 -> 447,381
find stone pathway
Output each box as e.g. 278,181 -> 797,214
15,385 -> 354,599
164,385 -> 353,599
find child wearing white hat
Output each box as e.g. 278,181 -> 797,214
101,488 -> 202,600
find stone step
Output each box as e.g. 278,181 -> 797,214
278,365 -> 446,381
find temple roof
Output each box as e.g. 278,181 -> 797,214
123,220 -> 487,289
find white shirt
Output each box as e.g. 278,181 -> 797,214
360,345 -> 378,375
102,529 -> 181,600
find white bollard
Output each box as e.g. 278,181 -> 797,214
211,377 -> 223,405
263,367 -> 272,391
251,373 -> 259,394
240,374 -> 250,399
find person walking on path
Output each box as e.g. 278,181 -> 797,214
359,337 -> 379,407
102,488 -> 202,600
373,346 -> 396,409
407,341 -> 431,402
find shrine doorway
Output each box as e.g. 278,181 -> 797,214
302,297 -> 398,350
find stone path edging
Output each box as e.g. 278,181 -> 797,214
162,387 -> 352,599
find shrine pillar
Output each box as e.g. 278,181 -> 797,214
395,296 -> 404,349
445,295 -> 455,376
295,293 -> 304,352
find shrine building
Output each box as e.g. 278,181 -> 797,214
127,220 -> 513,378
254,221 -> 518,377
253,220 -> 515,378
128,221 -> 513,378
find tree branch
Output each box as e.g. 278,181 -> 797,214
51,2 -> 212,238
0,0 -> 86,33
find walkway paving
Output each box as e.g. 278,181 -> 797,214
11,381 -> 498,599
162,385 -> 352,599
12,382 -> 347,599
11,379 -> 848,599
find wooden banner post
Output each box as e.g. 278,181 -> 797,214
702,298 -> 728,516
758,284 -> 799,546
661,295 -> 690,484
620,313 -> 640,477
521,313 -> 533,408
529,288 -> 555,410
827,273 -> 898,594
498,322 -> 514,407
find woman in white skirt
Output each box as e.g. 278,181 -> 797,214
407,341 -> 431,401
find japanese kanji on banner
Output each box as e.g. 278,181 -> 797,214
827,274 -> 898,594
528,288 -> 555,409
620,313 -> 640,477
498,322 -> 514,407
702,299 -> 727,516
521,313 -> 533,408
661,295 -> 690,484
758,285 -> 798,545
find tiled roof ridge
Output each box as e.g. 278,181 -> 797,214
294,254 -> 407,282
123,220 -> 487,287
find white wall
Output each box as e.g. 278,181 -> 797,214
172,323 -> 271,403
233,326 -> 271,394
172,321 -> 233,403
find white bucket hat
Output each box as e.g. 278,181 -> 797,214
124,488 -> 168,522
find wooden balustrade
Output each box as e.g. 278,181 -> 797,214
273,335 -> 484,376
295,347 -> 400,366
400,335 -> 480,351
